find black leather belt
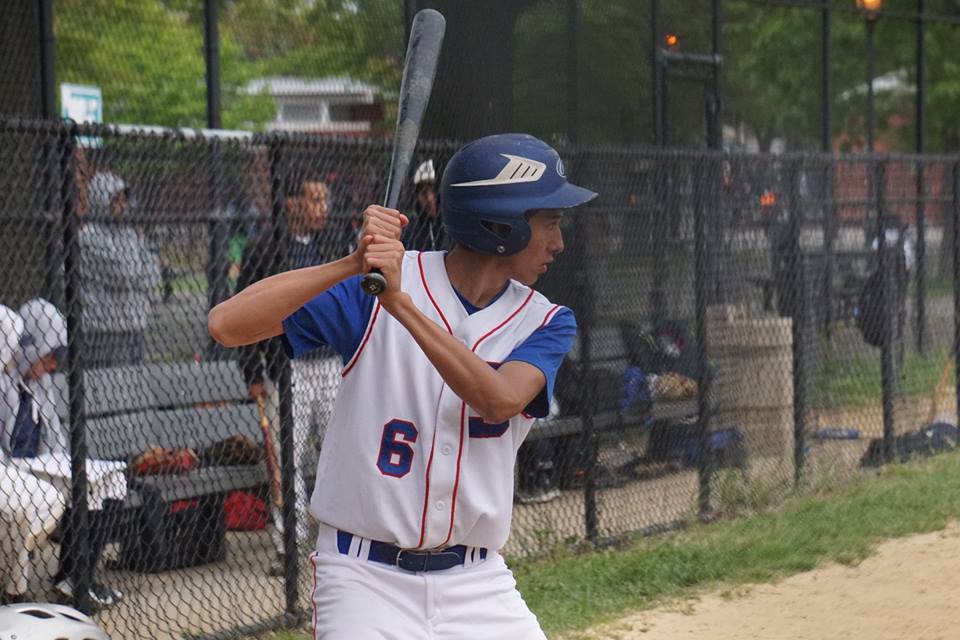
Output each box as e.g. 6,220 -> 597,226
336,530 -> 488,573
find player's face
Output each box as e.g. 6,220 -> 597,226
417,183 -> 438,217
27,353 -> 59,380
510,209 -> 564,285
109,190 -> 129,216
300,181 -> 329,231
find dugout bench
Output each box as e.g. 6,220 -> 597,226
53,360 -> 269,571
525,323 -> 700,487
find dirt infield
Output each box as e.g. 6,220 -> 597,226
569,523 -> 960,640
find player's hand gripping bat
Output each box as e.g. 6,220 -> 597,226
256,395 -> 283,507
360,9 -> 446,296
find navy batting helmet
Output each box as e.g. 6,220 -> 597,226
440,134 -> 597,256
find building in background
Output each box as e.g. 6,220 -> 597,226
245,76 -> 384,135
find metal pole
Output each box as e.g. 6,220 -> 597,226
915,0 -> 927,353
878,161 -> 897,463
708,0 -> 722,150
821,4 -> 832,152
38,0 -> 56,119
581,341 -> 598,546
60,124 -> 91,614
267,135 -> 300,621
694,157 -> 712,517
865,18 -> 877,154
953,161 -> 960,431
823,157 -> 836,336
567,0 -> 580,144
789,158 -> 808,485
651,0 -> 664,146
203,0 -> 222,130
404,0 -> 417,47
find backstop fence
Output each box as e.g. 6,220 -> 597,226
0,116 -> 957,638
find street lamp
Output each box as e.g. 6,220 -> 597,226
856,0 -> 882,152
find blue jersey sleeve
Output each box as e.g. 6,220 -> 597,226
503,307 -> 577,418
281,275 -> 375,365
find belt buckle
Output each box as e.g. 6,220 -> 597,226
395,549 -> 429,573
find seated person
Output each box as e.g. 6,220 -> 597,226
1,299 -> 125,608
0,305 -> 65,604
620,318 -> 699,413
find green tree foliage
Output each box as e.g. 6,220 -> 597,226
725,0 -> 960,152
51,0 -> 960,149
55,0 -> 273,128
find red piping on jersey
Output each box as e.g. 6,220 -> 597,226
470,289 -> 536,351
442,287 -> 536,546
419,251 -> 452,334
416,418 -> 439,549
439,400 -> 468,547
540,304 -> 562,328
309,552 -> 318,636
342,300 -> 382,377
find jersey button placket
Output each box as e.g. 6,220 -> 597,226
425,434 -> 457,546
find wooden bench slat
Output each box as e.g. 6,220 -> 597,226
148,361 -> 248,407
128,465 -> 266,504
88,404 -> 261,460
53,360 -> 249,419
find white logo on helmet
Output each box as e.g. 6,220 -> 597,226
451,154 -> 546,187
556,159 -> 566,177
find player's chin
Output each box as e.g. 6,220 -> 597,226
517,271 -> 541,286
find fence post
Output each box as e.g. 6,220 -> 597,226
267,134 -> 301,623
822,156 -> 836,337
694,155 -> 713,517
580,341 -> 599,546
915,159 -> 927,353
203,0 -> 222,130
205,138 -> 231,360
952,161 -> 960,431
60,122 -> 92,614
878,160 -> 899,463
789,157 -> 810,485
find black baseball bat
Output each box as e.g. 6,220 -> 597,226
360,9 -> 446,296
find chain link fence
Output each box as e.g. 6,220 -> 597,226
0,116 -> 957,638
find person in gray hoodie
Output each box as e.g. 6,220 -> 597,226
80,171 -> 161,368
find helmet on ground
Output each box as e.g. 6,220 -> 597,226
439,133 -> 597,256
0,603 -> 110,640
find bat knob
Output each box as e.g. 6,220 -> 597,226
361,271 -> 388,296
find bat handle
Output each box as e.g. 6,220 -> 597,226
361,270 -> 388,296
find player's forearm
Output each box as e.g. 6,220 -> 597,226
384,293 -> 526,423
209,255 -> 360,348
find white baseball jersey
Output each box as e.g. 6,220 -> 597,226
300,251 -> 568,550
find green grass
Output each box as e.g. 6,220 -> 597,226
259,452 -> 960,639
812,348 -> 954,409
514,452 -> 960,636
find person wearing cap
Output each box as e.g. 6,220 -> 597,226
80,171 -> 162,368
402,159 -> 447,251
0,305 -> 65,605
0,299 -> 126,608
235,170 -> 347,574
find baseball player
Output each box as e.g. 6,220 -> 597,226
208,133 -> 596,639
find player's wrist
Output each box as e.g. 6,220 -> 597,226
379,290 -> 412,315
